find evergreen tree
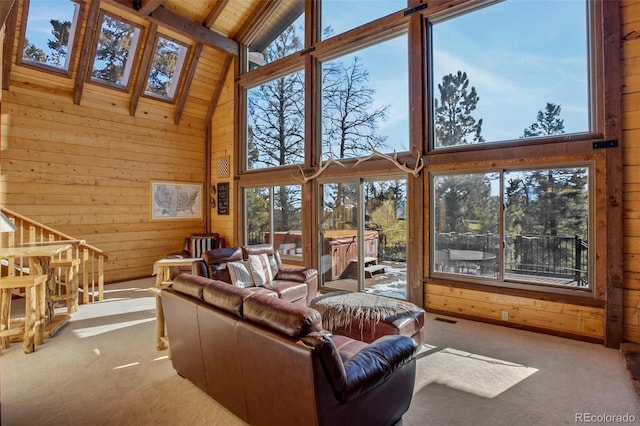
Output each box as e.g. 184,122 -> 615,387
433,174 -> 498,235
23,39 -> 46,63
507,103 -> 583,238
22,19 -> 70,68
47,19 -> 71,67
434,71 -> 484,146
523,102 -> 565,137
92,16 -> 136,85
146,38 -> 181,97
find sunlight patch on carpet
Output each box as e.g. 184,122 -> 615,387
72,317 -> 156,338
415,347 -> 538,398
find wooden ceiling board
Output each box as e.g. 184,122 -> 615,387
179,46 -> 227,119
163,0 -> 213,26
210,0 -> 260,37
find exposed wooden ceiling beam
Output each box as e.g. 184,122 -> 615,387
204,0 -> 229,29
206,55 -> 233,124
138,0 -> 166,16
129,24 -> 158,116
73,0 -> 102,105
175,43 -> 203,125
233,0 -> 275,43
0,0 -> 15,27
1,0 -> 16,91
147,6 -> 238,56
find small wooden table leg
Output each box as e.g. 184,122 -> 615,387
22,284 -> 36,354
0,289 -> 11,349
155,292 -> 167,350
34,280 -> 46,346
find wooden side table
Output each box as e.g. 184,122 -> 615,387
150,258 -> 200,350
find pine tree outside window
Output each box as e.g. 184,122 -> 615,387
90,13 -> 141,89
144,35 -> 189,100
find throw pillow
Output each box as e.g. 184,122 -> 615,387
248,253 -> 274,286
227,261 -> 254,288
190,237 -> 217,258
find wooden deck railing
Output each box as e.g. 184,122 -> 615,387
0,207 -> 108,303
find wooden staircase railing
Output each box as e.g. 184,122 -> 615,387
0,207 -> 108,303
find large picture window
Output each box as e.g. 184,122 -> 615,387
236,0 -> 613,311
246,69 -> 305,170
432,166 -> 591,293
430,0 -> 590,148
321,34 -> 409,160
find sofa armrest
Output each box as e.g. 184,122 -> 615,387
303,333 -> 417,403
340,335 -> 417,402
191,259 -> 209,278
275,267 -> 317,283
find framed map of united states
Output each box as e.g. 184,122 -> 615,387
150,181 -> 202,220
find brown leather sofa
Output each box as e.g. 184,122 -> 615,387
162,274 -> 418,426
192,243 -> 318,306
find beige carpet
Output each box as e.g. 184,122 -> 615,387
1,277 -> 638,426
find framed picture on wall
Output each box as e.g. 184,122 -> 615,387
150,181 -> 202,220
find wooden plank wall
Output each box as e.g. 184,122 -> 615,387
209,60 -> 236,246
622,0 -> 640,343
0,1 -> 231,283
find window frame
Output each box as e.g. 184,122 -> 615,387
422,0 -> 609,300
243,0 -> 306,72
16,0 -> 83,77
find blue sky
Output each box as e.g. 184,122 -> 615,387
24,0 -> 76,47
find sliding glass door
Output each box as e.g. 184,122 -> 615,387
319,177 -> 407,299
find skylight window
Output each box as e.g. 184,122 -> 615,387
20,0 -> 80,72
144,35 -> 189,100
90,13 -> 141,89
